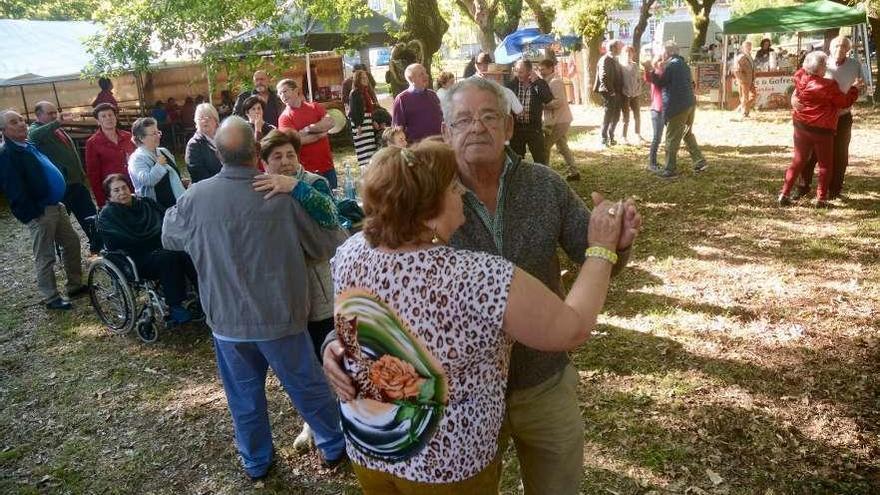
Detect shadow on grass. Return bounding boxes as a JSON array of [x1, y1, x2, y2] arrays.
[[574, 325, 880, 428], [573, 325, 880, 492]]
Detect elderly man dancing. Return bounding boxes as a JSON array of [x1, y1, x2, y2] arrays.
[[162, 116, 348, 480], [323, 77, 642, 494]]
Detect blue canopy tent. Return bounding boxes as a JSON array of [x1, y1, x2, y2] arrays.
[[494, 28, 583, 64]]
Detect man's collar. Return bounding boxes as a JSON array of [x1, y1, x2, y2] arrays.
[[218, 164, 259, 178], [410, 86, 426, 94], [9, 139, 28, 148]]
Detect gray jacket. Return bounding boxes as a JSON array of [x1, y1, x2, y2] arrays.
[[162, 164, 347, 341]]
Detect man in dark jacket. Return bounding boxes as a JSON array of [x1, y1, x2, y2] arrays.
[[0, 110, 85, 310], [29, 101, 101, 254], [506, 59, 554, 165], [645, 41, 707, 178], [232, 70, 284, 128], [593, 40, 624, 146]]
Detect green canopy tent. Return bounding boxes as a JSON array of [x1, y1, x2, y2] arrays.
[[720, 0, 872, 106], [723, 0, 867, 35]]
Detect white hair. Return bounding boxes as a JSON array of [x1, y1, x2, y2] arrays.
[[830, 35, 851, 51], [440, 77, 511, 123], [193, 102, 219, 124], [803, 50, 827, 75], [404, 63, 424, 84], [214, 115, 255, 165], [0, 109, 12, 130], [664, 40, 680, 56]]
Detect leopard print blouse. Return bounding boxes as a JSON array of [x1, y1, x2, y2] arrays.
[[331, 233, 514, 483]]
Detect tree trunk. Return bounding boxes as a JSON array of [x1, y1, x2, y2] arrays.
[[631, 0, 656, 64], [870, 15, 880, 102], [404, 0, 450, 76], [524, 0, 554, 34], [456, 0, 499, 52], [686, 0, 715, 56], [585, 34, 603, 106]]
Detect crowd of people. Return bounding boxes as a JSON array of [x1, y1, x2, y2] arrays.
[[0, 33, 867, 493]]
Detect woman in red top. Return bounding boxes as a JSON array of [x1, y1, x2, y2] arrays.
[[778, 51, 858, 208], [85, 103, 136, 207]]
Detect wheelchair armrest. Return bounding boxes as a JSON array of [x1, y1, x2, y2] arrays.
[[100, 249, 142, 283]]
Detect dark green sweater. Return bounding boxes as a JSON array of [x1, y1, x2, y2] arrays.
[[28, 121, 86, 186]]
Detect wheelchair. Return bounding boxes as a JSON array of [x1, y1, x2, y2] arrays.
[[87, 250, 200, 343]]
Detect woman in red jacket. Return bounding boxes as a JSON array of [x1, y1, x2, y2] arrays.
[[779, 51, 858, 208], [85, 103, 136, 207]]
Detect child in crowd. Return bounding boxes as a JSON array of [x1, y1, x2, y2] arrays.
[[381, 126, 407, 148]]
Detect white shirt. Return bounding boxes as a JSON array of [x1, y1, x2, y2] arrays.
[[826, 57, 864, 114], [470, 74, 524, 114]]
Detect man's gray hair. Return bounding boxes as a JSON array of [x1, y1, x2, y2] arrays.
[[829, 35, 851, 51], [194, 102, 219, 124], [404, 63, 423, 84], [604, 39, 622, 51], [0, 109, 12, 130], [214, 115, 255, 165], [440, 77, 511, 123], [803, 50, 828, 76], [664, 40, 680, 56], [34, 101, 53, 116]]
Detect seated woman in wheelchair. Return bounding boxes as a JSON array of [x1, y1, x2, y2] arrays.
[[95, 173, 198, 325]]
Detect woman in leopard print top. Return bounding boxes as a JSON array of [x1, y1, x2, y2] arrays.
[[330, 139, 625, 494]]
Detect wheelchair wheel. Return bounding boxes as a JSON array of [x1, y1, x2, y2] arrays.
[[136, 319, 159, 343], [88, 259, 136, 335]]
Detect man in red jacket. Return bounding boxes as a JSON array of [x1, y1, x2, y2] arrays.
[[778, 51, 859, 208]]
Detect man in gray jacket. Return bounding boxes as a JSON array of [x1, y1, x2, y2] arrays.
[[162, 116, 347, 480]]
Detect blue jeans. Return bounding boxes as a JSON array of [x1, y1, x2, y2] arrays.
[[214, 332, 345, 477], [649, 110, 664, 168], [319, 168, 338, 190]]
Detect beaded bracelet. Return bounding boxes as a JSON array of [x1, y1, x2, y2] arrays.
[[585, 246, 618, 265]]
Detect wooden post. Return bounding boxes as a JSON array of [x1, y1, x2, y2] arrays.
[[720, 35, 728, 109], [19, 86, 29, 121]]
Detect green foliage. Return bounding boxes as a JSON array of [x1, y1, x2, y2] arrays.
[[563, 0, 628, 40], [83, 0, 368, 78], [0, 0, 98, 20], [729, 0, 795, 16]]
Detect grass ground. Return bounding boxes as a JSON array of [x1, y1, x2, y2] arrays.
[[1, 105, 878, 494]]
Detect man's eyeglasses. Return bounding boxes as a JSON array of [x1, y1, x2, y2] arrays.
[[448, 112, 504, 132]]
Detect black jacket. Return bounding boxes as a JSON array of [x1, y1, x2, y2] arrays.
[[185, 132, 222, 183], [0, 142, 53, 224], [232, 90, 284, 128], [347, 88, 379, 127], [593, 54, 622, 95], [505, 78, 554, 129]]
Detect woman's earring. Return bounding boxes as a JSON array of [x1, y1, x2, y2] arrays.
[[431, 225, 442, 245]]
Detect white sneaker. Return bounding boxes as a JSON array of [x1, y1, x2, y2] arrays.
[[293, 423, 314, 452]]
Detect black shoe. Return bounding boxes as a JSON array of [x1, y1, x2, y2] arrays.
[[693, 161, 708, 173], [600, 138, 608, 147], [609, 139, 618, 146], [67, 285, 89, 299], [777, 194, 792, 207], [566, 171, 581, 182], [790, 187, 809, 201], [815, 200, 831, 209], [46, 298, 73, 310], [320, 451, 349, 470]]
